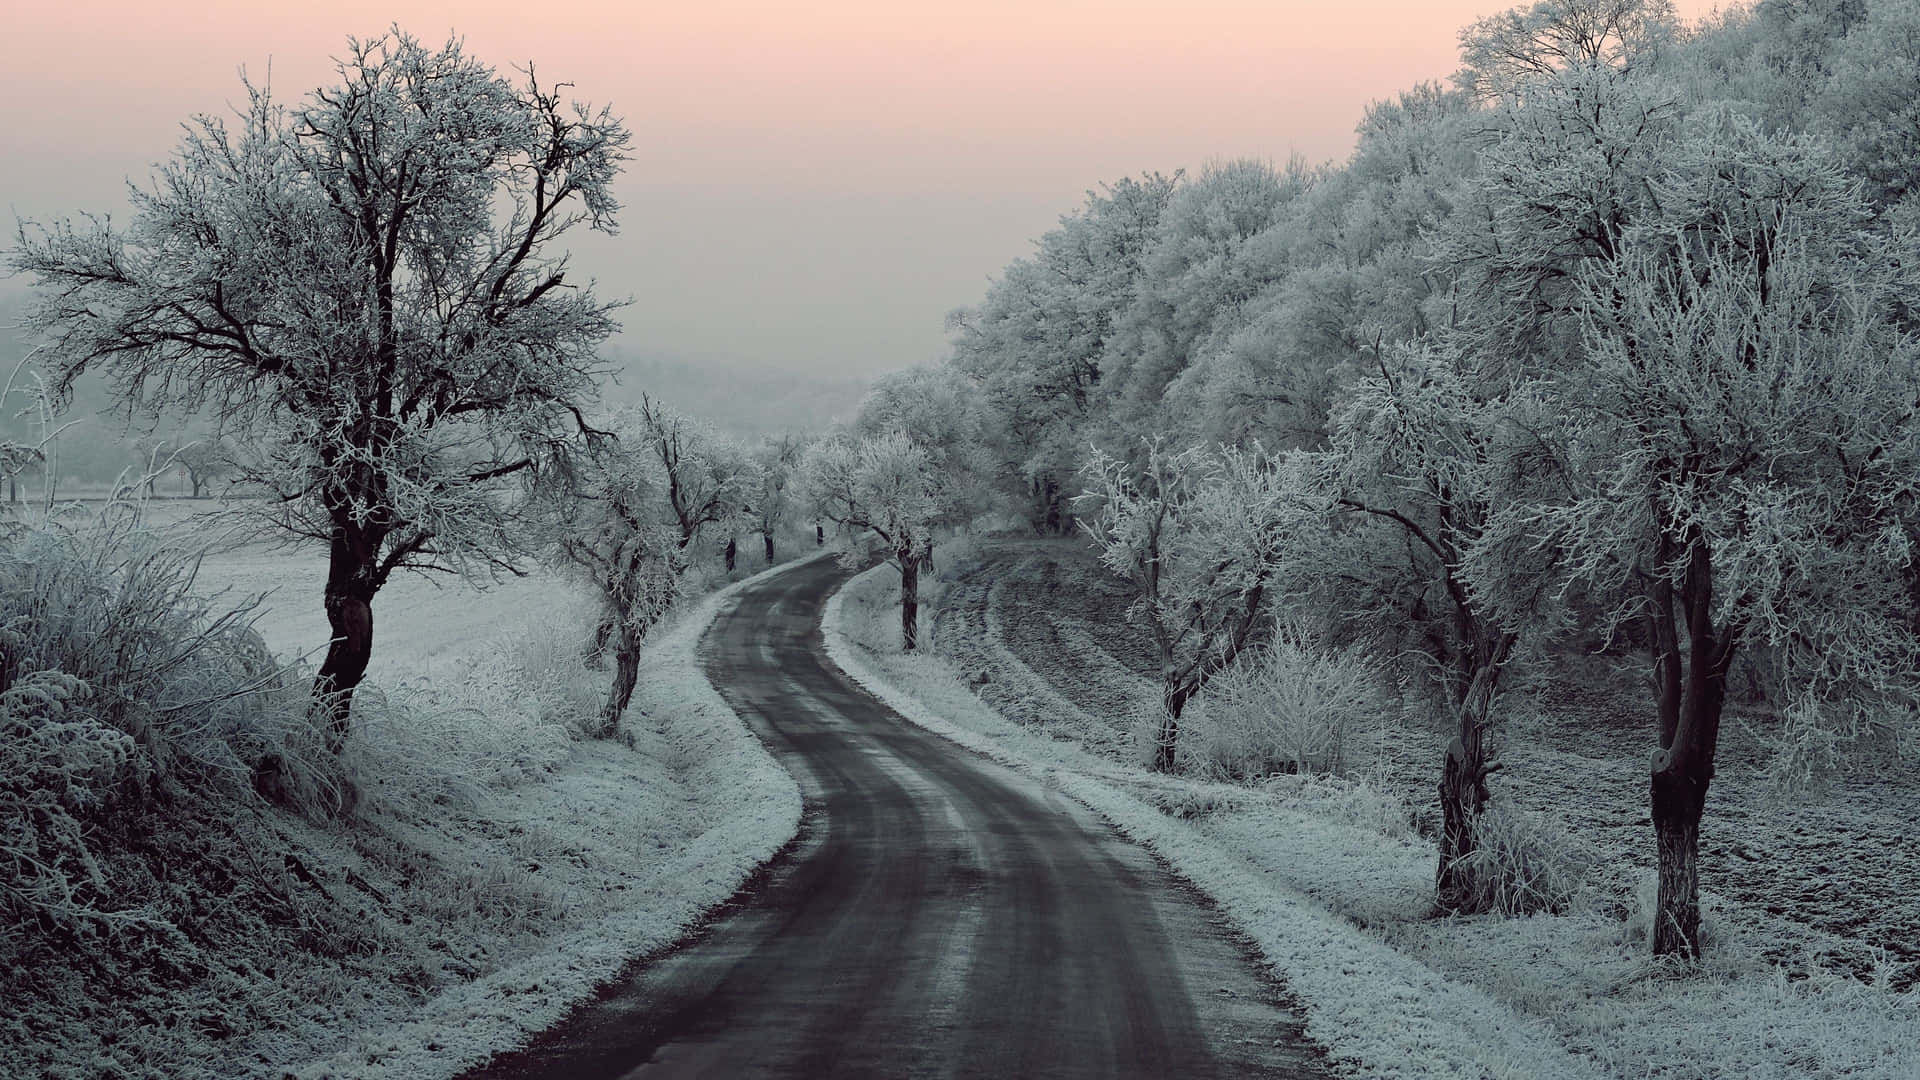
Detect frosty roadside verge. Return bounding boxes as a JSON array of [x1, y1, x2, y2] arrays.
[[293, 556, 814, 1080]]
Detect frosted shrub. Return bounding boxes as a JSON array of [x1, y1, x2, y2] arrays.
[[0, 510, 328, 946], [1449, 802, 1595, 916], [1179, 626, 1382, 780]]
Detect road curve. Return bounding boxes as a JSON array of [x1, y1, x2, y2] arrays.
[[465, 557, 1328, 1079]]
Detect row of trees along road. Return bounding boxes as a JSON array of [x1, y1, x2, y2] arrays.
[[941, 0, 1920, 959], [7, 30, 814, 749]]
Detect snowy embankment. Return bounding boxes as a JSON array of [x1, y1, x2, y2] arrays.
[[2, 506, 810, 1080], [294, 556, 810, 1078], [941, 539, 1920, 1080], [822, 564, 1598, 1080]]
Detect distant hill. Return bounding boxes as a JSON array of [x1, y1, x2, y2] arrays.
[[602, 347, 874, 439]]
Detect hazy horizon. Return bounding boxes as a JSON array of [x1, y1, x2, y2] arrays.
[[2, 1, 1723, 381]]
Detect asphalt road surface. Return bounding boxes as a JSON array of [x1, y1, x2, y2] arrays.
[[465, 557, 1328, 1079]]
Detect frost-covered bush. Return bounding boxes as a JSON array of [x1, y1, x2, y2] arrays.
[[0, 509, 328, 950], [1178, 626, 1383, 780], [1447, 802, 1596, 917]]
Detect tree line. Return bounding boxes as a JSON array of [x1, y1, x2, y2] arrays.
[[935, 0, 1920, 962]]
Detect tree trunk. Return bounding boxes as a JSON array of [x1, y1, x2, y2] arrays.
[[314, 526, 378, 748], [1647, 534, 1732, 959], [601, 623, 643, 737], [763, 530, 776, 564], [1153, 681, 1193, 773], [1650, 659, 1727, 958], [900, 554, 920, 652], [1434, 641, 1510, 912], [1043, 475, 1063, 534], [1650, 758, 1709, 957], [1436, 733, 1490, 910]]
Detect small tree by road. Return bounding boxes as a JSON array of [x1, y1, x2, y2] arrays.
[[634, 395, 749, 552], [1079, 440, 1305, 772], [800, 431, 941, 651], [548, 410, 685, 736], [750, 433, 804, 564]]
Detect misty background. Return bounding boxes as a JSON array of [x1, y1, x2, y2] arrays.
[[0, 0, 1717, 489]]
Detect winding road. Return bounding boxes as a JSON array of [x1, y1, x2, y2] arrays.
[[465, 557, 1327, 1079]]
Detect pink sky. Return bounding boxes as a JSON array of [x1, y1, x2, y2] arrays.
[[1, 0, 1726, 378]]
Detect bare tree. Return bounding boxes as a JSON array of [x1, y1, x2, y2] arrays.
[[750, 433, 805, 565], [10, 30, 629, 743], [800, 431, 941, 651], [1079, 440, 1306, 772], [634, 395, 748, 551], [548, 411, 685, 736]]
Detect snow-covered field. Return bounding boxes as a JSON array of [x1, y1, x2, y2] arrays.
[[831, 540, 1920, 1079], [7, 500, 804, 1079]]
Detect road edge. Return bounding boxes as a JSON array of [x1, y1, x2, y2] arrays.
[[821, 563, 1602, 1080], [297, 555, 818, 1080]]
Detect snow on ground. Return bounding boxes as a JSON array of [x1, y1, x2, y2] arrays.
[[838, 541, 1920, 1079], [290, 552, 809, 1079], [7, 499, 806, 1079]]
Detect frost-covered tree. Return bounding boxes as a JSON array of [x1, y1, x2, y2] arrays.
[[749, 433, 804, 564], [854, 365, 991, 522], [130, 434, 233, 498], [1455, 0, 1679, 101], [1468, 115, 1920, 957], [0, 442, 40, 507], [1315, 343, 1563, 909], [1815, 0, 1920, 208], [1433, 59, 1679, 372], [948, 173, 1179, 529], [633, 395, 749, 552], [1101, 159, 1316, 439], [1079, 441, 1307, 772], [9, 30, 629, 742], [548, 409, 685, 737], [800, 431, 941, 651]]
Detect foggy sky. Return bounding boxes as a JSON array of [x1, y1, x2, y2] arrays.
[[2, 1, 1720, 379]]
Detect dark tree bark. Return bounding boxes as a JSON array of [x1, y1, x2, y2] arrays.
[[1646, 537, 1733, 958], [1154, 681, 1196, 773], [763, 530, 776, 564], [602, 624, 644, 737], [724, 537, 737, 572], [314, 523, 380, 747], [900, 552, 921, 651], [1434, 630, 1515, 911], [1436, 730, 1490, 907]]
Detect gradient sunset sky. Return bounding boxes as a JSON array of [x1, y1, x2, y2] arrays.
[[2, 1, 1723, 377]]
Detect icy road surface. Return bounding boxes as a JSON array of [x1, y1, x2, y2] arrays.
[[465, 557, 1327, 1079]]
